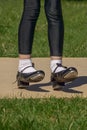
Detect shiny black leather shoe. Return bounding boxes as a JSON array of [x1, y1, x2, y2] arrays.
[[51, 64, 78, 90], [16, 65, 45, 88]]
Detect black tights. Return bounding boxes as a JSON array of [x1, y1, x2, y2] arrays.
[[18, 0, 64, 56]]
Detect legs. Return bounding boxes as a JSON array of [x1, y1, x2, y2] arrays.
[[45, 0, 64, 73], [17, 0, 45, 88], [18, 0, 40, 55], [45, 0, 64, 57], [19, 0, 64, 58], [18, 0, 40, 71], [17, 0, 78, 89], [45, 0, 78, 89], [44, 0, 65, 73]]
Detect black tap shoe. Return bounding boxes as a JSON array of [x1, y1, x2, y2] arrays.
[[51, 64, 78, 90], [16, 65, 45, 88]]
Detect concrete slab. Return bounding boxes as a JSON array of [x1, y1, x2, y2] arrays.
[[0, 58, 87, 98]]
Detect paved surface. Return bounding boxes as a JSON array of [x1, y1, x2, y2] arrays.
[[0, 58, 87, 98]]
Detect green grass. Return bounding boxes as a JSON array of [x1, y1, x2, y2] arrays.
[[0, 97, 87, 130], [63, 0, 87, 57], [0, 0, 87, 57], [0, 0, 22, 57], [0, 1, 87, 129]]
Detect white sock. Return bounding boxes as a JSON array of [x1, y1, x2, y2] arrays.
[[18, 59, 36, 73], [50, 60, 66, 73]]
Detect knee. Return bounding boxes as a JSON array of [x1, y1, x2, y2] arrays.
[[29, 6, 40, 19], [24, 5, 40, 20], [45, 6, 63, 22]]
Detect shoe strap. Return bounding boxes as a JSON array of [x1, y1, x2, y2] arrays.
[[53, 63, 67, 73], [21, 63, 35, 73]]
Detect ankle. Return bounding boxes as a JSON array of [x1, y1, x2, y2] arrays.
[[18, 59, 36, 73], [50, 60, 66, 73], [19, 54, 31, 59]]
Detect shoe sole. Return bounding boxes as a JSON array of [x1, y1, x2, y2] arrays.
[[54, 70, 78, 83], [28, 73, 45, 82], [64, 70, 78, 82]]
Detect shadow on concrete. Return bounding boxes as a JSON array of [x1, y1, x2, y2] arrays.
[[25, 76, 87, 94], [62, 76, 87, 94], [26, 82, 51, 92]]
